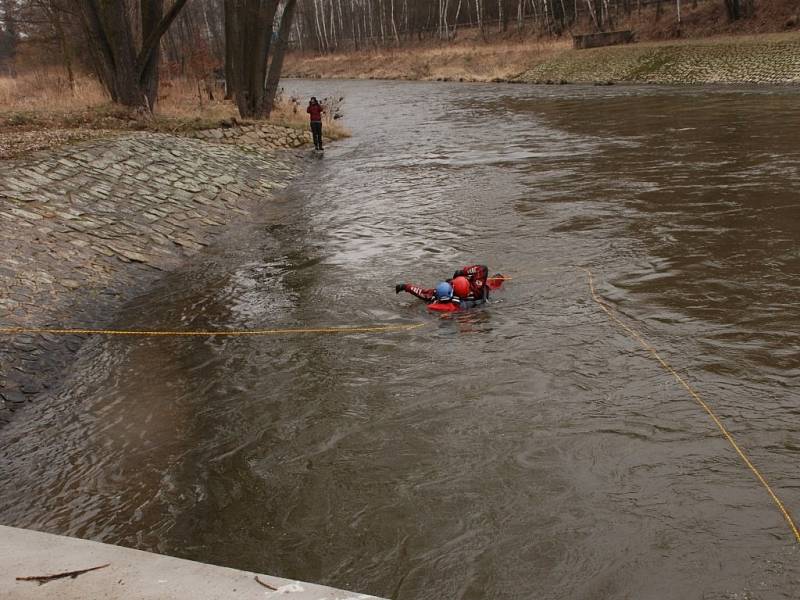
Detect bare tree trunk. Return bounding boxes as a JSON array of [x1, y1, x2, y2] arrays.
[[75, 0, 140, 105], [601, 0, 612, 29], [352, 7, 359, 49], [140, 0, 163, 109], [225, 0, 244, 99], [336, 0, 344, 38], [1, 0, 18, 77], [497, 0, 504, 31], [543, 0, 550, 33], [367, 0, 373, 42], [319, 0, 330, 50], [264, 0, 297, 116], [584, 0, 599, 29], [328, 0, 337, 49], [475, 0, 484, 37], [390, 0, 400, 45], [73, 0, 188, 108], [43, 1, 75, 93], [295, 12, 303, 51], [202, 0, 224, 62], [378, 0, 385, 44], [313, 0, 326, 51], [245, 0, 279, 117], [450, 0, 462, 38]]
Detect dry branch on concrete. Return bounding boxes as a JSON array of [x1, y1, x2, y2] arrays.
[[16, 563, 110, 585], [254, 575, 278, 590]]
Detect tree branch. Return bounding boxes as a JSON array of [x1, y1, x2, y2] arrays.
[[16, 563, 110, 585], [135, 0, 191, 79], [254, 575, 277, 590]]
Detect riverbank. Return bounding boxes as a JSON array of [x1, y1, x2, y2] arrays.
[[284, 30, 800, 85], [0, 73, 351, 159], [0, 131, 307, 425]]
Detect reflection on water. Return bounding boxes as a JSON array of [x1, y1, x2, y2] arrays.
[[1, 81, 799, 599]]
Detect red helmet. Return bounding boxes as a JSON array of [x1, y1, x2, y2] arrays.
[[452, 276, 471, 298]]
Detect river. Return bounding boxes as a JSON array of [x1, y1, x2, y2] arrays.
[[1, 81, 799, 599]]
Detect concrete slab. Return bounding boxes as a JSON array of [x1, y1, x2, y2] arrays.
[[0, 526, 385, 600]]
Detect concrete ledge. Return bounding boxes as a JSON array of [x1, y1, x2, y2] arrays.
[[0, 526, 385, 600]]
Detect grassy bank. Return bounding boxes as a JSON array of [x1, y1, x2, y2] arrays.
[[284, 30, 800, 85], [285, 38, 568, 82], [0, 71, 349, 158], [285, 40, 569, 81]]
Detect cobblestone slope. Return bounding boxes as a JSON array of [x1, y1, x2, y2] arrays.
[[517, 35, 800, 84], [0, 133, 303, 423]]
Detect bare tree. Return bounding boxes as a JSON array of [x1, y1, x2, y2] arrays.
[[0, 0, 19, 76], [71, 0, 190, 108], [264, 0, 297, 116], [226, 0, 302, 119], [38, 0, 75, 90]]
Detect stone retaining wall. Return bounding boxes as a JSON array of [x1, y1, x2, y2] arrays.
[[572, 30, 635, 50], [188, 122, 314, 150], [0, 133, 303, 424], [0, 121, 315, 161]]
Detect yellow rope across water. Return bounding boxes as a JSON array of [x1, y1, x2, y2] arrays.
[[0, 323, 426, 337], [576, 266, 800, 543]]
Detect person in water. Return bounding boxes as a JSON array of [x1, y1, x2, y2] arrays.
[[396, 280, 461, 306], [395, 264, 493, 307], [307, 97, 324, 151], [452, 264, 491, 301]]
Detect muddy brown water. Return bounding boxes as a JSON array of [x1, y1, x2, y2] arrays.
[[1, 81, 799, 599]]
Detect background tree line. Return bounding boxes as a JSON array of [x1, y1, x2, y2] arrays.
[[0, 0, 769, 107], [291, 0, 761, 52], [0, 0, 298, 118]]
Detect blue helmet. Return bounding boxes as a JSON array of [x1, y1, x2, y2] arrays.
[[434, 281, 453, 300]]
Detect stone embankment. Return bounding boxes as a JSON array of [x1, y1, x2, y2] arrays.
[[189, 122, 312, 149], [0, 127, 309, 425], [0, 121, 314, 160], [516, 34, 800, 84]]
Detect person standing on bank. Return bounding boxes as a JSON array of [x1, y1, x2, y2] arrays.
[[307, 97, 324, 151]]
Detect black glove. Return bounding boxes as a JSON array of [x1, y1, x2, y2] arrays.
[[395, 283, 405, 294], [453, 269, 465, 279]]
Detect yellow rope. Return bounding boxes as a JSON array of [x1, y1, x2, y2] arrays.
[[577, 266, 800, 543], [0, 323, 426, 337], [2, 269, 796, 541]]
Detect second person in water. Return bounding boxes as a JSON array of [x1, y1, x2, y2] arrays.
[[395, 264, 495, 309]]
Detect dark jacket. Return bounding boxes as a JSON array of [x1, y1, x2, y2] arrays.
[[307, 104, 323, 122]]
